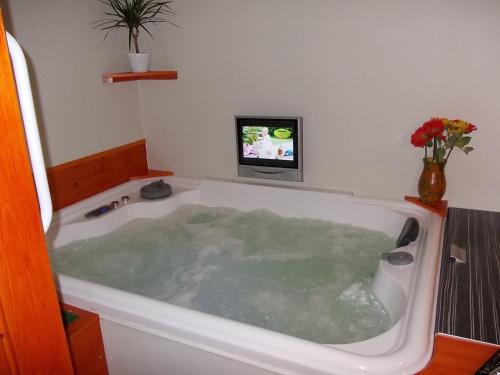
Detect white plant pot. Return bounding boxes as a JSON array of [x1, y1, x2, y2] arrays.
[[127, 53, 151, 73]]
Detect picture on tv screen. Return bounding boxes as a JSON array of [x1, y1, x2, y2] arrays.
[[241, 126, 294, 161]]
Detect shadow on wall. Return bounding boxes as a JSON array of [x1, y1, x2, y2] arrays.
[[0, 0, 13, 31], [1, 0, 53, 166]]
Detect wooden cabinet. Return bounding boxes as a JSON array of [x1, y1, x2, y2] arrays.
[[62, 304, 108, 375]]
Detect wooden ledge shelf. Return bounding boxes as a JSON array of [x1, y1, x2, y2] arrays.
[[405, 196, 448, 218], [102, 70, 178, 84]]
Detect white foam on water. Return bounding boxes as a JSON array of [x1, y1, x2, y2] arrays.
[[51, 204, 396, 344]]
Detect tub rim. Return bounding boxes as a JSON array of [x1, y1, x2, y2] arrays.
[[50, 177, 445, 375]]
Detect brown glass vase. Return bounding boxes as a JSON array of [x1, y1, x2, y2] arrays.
[[418, 158, 446, 206]]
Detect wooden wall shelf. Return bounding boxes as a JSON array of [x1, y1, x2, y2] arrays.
[[102, 70, 178, 84]]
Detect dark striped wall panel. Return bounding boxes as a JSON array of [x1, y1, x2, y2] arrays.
[[436, 207, 500, 345]]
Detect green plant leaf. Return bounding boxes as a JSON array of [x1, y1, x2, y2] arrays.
[[461, 146, 474, 154], [139, 24, 155, 39], [93, 0, 177, 51], [455, 136, 471, 148]]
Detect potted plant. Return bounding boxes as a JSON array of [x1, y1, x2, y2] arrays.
[[410, 117, 477, 205], [94, 0, 176, 73]]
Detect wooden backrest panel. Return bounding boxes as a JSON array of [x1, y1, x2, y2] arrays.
[[47, 140, 149, 210]]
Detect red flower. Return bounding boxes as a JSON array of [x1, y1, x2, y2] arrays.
[[422, 118, 445, 138], [410, 118, 446, 147], [411, 127, 430, 147], [465, 123, 477, 134]]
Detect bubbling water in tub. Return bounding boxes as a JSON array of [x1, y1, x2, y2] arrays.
[[51, 204, 395, 344]]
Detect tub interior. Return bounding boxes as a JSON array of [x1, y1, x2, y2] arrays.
[[51, 202, 404, 345]]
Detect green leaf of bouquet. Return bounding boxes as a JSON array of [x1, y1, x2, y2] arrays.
[[445, 134, 458, 148], [462, 146, 474, 154], [455, 136, 471, 148], [437, 148, 446, 162]]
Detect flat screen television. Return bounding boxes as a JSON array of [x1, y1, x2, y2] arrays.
[[235, 116, 303, 182]]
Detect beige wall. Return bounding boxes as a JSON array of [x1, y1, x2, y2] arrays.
[[4, 0, 144, 166], [4, 0, 500, 211], [139, 0, 500, 211]]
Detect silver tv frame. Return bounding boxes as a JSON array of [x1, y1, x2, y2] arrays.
[[235, 116, 303, 182]]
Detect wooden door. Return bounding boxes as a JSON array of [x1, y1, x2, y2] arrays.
[[0, 8, 73, 375]]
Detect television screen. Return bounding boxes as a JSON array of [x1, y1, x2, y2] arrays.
[[236, 117, 300, 169], [241, 126, 294, 161]]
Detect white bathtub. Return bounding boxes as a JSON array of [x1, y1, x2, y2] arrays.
[[47, 177, 444, 375]]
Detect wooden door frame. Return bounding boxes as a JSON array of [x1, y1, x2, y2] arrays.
[[0, 8, 73, 374]]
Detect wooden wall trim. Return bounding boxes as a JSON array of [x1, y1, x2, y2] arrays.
[[46, 140, 153, 210], [47, 140, 149, 210], [47, 140, 174, 210]]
